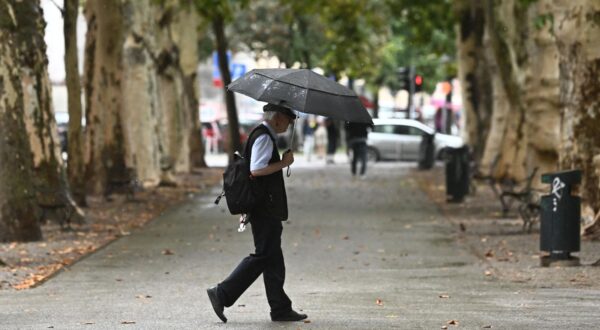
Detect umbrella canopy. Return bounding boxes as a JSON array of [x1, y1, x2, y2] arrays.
[[228, 69, 373, 124]]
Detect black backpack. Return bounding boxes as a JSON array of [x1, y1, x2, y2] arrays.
[[214, 126, 272, 215]]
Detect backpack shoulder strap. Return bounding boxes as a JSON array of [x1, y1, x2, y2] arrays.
[[243, 124, 276, 159]]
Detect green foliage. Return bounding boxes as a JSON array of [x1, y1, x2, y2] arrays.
[[193, 0, 247, 21], [230, 0, 326, 67], [533, 13, 553, 31], [517, 0, 539, 9], [362, 0, 456, 94], [176, 0, 456, 94], [317, 0, 390, 78]]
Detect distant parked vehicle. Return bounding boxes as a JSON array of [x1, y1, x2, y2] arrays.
[[55, 112, 69, 158], [367, 118, 464, 162]]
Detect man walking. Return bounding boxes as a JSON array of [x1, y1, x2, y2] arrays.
[[346, 121, 371, 178], [207, 104, 308, 323]]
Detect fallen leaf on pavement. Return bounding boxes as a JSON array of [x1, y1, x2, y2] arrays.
[[484, 270, 492, 276], [376, 299, 384, 306], [162, 249, 174, 255], [304, 320, 311, 323], [485, 250, 494, 258], [483, 325, 493, 328], [342, 235, 349, 240], [447, 319, 459, 325], [439, 294, 450, 299], [441, 326, 448, 329], [121, 321, 136, 324]]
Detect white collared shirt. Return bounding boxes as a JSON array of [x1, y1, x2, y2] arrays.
[[250, 121, 277, 172]]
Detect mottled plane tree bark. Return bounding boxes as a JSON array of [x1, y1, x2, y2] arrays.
[[155, 1, 205, 178], [0, 1, 42, 241], [553, 0, 600, 238], [63, 0, 87, 206], [454, 0, 493, 163], [480, 0, 529, 183], [522, 0, 561, 190], [120, 0, 163, 187], [13, 0, 77, 226], [83, 0, 128, 194]]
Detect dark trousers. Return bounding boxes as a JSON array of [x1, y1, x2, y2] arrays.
[[216, 216, 292, 317], [351, 141, 367, 175]]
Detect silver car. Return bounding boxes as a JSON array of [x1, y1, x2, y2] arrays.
[[367, 118, 464, 161]]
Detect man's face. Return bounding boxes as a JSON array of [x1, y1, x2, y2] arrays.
[[275, 113, 293, 133]]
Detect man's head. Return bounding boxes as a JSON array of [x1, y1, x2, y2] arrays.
[[263, 104, 297, 133]]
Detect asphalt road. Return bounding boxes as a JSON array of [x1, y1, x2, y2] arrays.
[[2, 161, 599, 329]]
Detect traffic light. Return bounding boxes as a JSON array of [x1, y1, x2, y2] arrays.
[[397, 67, 410, 90], [414, 74, 423, 92]]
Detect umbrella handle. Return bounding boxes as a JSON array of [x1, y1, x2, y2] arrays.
[[285, 118, 297, 178]]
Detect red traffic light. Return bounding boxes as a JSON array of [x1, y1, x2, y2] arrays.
[[415, 75, 422, 86]]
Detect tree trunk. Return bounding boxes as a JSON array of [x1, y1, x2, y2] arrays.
[[64, 0, 87, 206], [184, 72, 206, 168], [213, 14, 241, 159], [455, 0, 493, 163], [176, 7, 205, 168], [0, 1, 42, 241], [156, 3, 205, 173], [120, 0, 162, 187], [480, 0, 528, 183], [155, 9, 183, 183], [372, 90, 379, 118], [553, 0, 600, 237], [15, 0, 76, 226], [523, 0, 561, 190], [83, 0, 127, 195]]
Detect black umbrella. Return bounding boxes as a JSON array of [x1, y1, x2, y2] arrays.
[[228, 68, 373, 124]]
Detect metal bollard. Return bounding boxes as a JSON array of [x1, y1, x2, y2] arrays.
[[418, 133, 435, 170], [445, 146, 470, 203], [539, 170, 581, 267]]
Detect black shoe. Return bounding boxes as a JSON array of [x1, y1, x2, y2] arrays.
[[206, 287, 227, 323], [271, 309, 308, 322]]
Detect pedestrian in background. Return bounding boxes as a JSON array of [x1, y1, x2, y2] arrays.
[[207, 103, 307, 324], [302, 117, 316, 162], [345, 121, 371, 178], [325, 117, 338, 164], [314, 118, 328, 160]]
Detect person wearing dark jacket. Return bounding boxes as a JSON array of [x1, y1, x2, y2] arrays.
[[346, 121, 371, 178], [325, 117, 338, 164], [207, 104, 307, 323]]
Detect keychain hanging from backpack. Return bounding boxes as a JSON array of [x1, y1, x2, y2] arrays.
[[238, 214, 248, 233]]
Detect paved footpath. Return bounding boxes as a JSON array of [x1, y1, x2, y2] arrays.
[[2, 161, 599, 329]]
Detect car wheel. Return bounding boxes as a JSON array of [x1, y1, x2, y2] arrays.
[[367, 147, 379, 163]]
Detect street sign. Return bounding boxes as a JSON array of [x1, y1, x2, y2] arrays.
[[212, 51, 246, 87]]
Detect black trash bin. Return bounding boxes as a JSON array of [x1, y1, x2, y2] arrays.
[[540, 169, 581, 267], [445, 146, 470, 203], [418, 133, 435, 170]]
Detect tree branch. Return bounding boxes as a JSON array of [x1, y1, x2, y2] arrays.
[[48, 0, 64, 16]]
